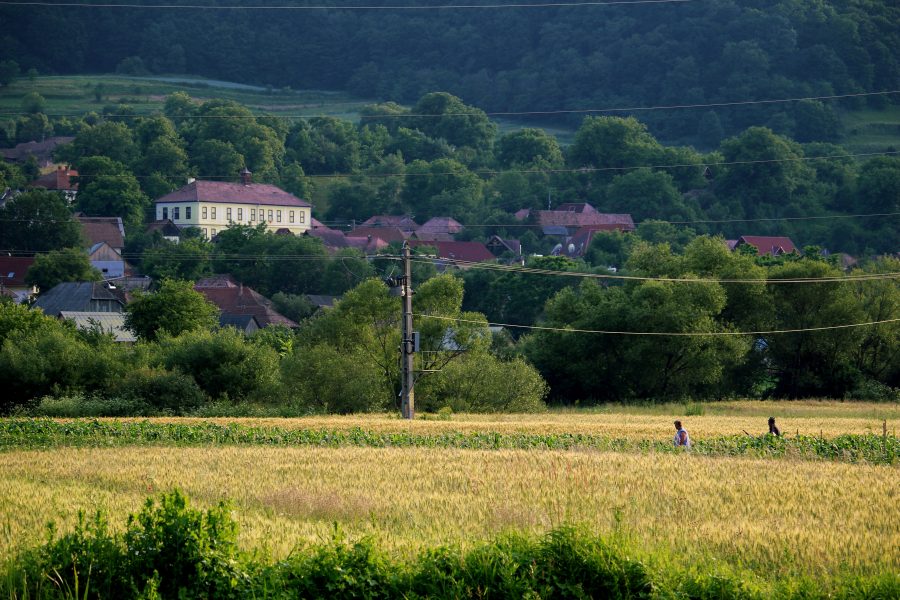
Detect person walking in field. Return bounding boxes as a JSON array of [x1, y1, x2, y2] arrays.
[[673, 420, 691, 448], [767, 417, 781, 437]]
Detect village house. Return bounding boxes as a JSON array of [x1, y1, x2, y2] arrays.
[[515, 203, 635, 236], [0, 256, 37, 303], [194, 274, 298, 329], [29, 165, 79, 203], [155, 170, 311, 240], [727, 236, 799, 257], [0, 137, 74, 168], [33, 281, 126, 314]]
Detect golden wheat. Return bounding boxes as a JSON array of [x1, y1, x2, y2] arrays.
[[1, 445, 897, 579]]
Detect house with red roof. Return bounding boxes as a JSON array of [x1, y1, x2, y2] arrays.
[[731, 236, 798, 257], [155, 170, 311, 239], [0, 256, 37, 303], [359, 215, 419, 233], [194, 274, 298, 329], [515, 203, 634, 236], [348, 226, 409, 245], [77, 215, 125, 253], [29, 165, 78, 203], [409, 240, 495, 266], [414, 217, 464, 241]]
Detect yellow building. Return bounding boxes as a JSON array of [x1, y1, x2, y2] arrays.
[[154, 171, 311, 239]]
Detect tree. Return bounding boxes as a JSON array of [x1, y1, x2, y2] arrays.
[[568, 117, 663, 184], [70, 121, 138, 165], [401, 158, 482, 220], [141, 238, 213, 281], [604, 168, 696, 222], [0, 60, 19, 86], [190, 139, 245, 180], [497, 128, 564, 168], [0, 189, 84, 253], [21, 92, 46, 115], [26, 248, 101, 292], [75, 157, 149, 230], [410, 92, 497, 165], [125, 279, 219, 341]]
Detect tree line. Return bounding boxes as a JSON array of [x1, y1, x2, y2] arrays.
[[2, 0, 898, 145]]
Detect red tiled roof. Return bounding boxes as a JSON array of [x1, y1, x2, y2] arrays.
[[0, 256, 35, 287], [30, 166, 78, 191], [77, 216, 125, 251], [0, 137, 74, 164], [417, 216, 464, 235], [345, 236, 389, 253], [514, 204, 634, 230], [349, 226, 409, 244], [360, 215, 419, 232], [307, 227, 351, 250], [409, 240, 495, 263], [737, 236, 798, 256], [194, 277, 298, 328], [155, 180, 310, 208]]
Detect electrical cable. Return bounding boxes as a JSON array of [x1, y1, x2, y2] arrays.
[[413, 312, 900, 336]]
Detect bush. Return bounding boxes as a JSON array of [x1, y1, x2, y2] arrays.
[[417, 353, 548, 413], [281, 343, 389, 413], [117, 368, 207, 414], [31, 394, 154, 418], [155, 328, 281, 402]]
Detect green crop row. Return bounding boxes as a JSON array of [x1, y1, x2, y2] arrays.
[[1, 419, 896, 464]]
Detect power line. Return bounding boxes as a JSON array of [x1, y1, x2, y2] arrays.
[[407, 256, 900, 284], [0, 0, 697, 11], [414, 312, 900, 336], [4, 90, 895, 121], [16, 149, 898, 182]]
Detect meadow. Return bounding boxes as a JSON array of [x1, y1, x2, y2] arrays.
[[1, 401, 898, 596]]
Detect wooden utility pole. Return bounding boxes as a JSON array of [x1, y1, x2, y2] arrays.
[[400, 242, 415, 419]]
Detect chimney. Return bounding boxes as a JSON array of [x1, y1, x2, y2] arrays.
[[240, 168, 252, 185]]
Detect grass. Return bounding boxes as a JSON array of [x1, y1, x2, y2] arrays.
[[839, 105, 900, 153], [0, 75, 375, 121], [0, 445, 896, 583]]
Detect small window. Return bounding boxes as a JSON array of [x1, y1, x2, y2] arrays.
[[276, 210, 282, 223], [173, 207, 180, 220], [211, 207, 217, 219], [237, 208, 243, 221], [251, 208, 256, 221], [202, 228, 207, 238], [268, 210, 273, 222], [211, 228, 217, 237], [185, 206, 192, 219], [162, 207, 168, 220], [226, 208, 232, 221], [202, 206, 208, 219], [299, 211, 306, 224], [289, 211, 295, 224]]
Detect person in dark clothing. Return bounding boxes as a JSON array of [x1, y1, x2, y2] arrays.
[[768, 417, 780, 437]]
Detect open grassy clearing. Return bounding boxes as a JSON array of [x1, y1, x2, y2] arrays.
[[840, 105, 900, 153], [1, 445, 897, 583], [0, 75, 373, 120]]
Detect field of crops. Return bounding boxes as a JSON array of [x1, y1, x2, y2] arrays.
[[1, 401, 898, 594]]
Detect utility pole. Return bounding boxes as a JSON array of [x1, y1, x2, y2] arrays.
[[400, 242, 415, 419]]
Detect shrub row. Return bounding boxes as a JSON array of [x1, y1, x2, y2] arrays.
[[1, 419, 896, 465], [4, 490, 897, 600]]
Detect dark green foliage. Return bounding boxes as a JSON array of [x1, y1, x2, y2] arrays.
[[125, 279, 219, 342], [25, 247, 101, 292], [0, 189, 84, 253], [118, 368, 207, 414]]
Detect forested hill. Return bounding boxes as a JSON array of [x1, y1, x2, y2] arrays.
[[3, 0, 898, 142]]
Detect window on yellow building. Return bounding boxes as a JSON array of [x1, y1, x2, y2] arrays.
[[185, 206, 192, 219], [299, 211, 306, 224], [276, 210, 282, 223], [237, 208, 243, 221], [251, 209, 256, 221], [289, 211, 295, 223], [226, 208, 232, 221], [173, 207, 180, 220], [268, 210, 273, 222], [162, 207, 168, 220], [211, 207, 217, 219], [202, 206, 208, 219]]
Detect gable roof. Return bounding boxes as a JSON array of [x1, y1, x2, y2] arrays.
[[349, 226, 409, 244], [33, 281, 125, 316], [77, 215, 125, 250], [155, 180, 311, 208], [58, 311, 136, 342], [737, 235, 798, 256], [417, 216, 464, 235], [306, 227, 351, 250], [30, 165, 78, 191], [194, 276, 298, 328], [409, 240, 495, 263], [0, 256, 36, 287], [146, 219, 182, 237], [515, 204, 635, 231], [0, 137, 74, 164], [360, 215, 419, 232], [486, 235, 522, 256]]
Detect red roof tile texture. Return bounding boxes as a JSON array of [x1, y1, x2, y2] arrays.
[[409, 240, 495, 263], [194, 275, 298, 328], [737, 236, 798, 256], [155, 180, 310, 208], [77, 216, 125, 251]]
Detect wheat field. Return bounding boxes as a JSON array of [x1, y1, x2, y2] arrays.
[[2, 443, 897, 580]]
